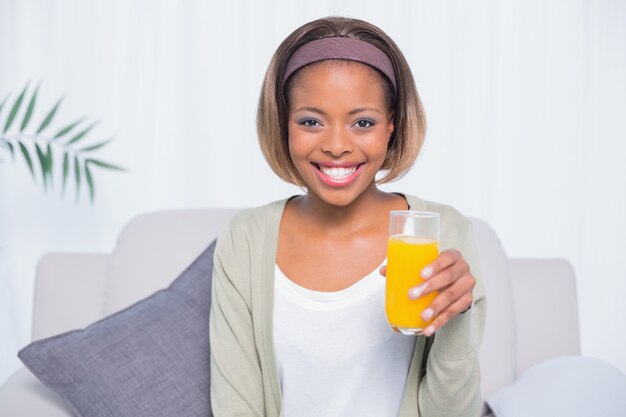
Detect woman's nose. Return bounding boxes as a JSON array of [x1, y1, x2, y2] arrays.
[[321, 126, 353, 157]]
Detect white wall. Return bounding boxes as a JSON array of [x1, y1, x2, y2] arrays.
[[1, 0, 625, 385]]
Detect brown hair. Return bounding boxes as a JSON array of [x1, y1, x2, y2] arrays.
[[257, 16, 426, 185]]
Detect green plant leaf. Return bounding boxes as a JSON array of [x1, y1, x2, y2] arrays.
[[0, 139, 14, 159], [62, 152, 70, 196], [85, 158, 126, 171], [53, 117, 85, 140], [37, 96, 63, 134], [74, 155, 81, 201], [85, 162, 95, 204], [79, 137, 113, 152], [66, 121, 98, 145], [0, 94, 9, 117], [8, 141, 15, 159], [4, 82, 29, 134], [20, 82, 39, 132], [45, 142, 53, 186], [35, 143, 48, 190], [18, 141, 35, 181]]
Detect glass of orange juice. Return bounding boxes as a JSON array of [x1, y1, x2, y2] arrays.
[[386, 211, 440, 335]]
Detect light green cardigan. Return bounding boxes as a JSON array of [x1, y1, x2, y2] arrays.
[[209, 194, 486, 417]]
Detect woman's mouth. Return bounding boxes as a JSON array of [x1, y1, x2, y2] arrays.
[[319, 165, 358, 180], [311, 163, 365, 187]]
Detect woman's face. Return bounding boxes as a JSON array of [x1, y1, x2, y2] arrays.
[[287, 61, 395, 207]]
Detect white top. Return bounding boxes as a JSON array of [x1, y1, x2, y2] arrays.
[[273, 262, 416, 417]]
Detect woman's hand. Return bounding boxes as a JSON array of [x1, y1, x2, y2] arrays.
[[379, 249, 476, 337]]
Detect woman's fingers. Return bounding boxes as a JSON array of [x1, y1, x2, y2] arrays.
[[420, 249, 461, 280], [408, 254, 467, 299], [384, 249, 461, 284], [422, 290, 474, 336], [421, 272, 475, 319]]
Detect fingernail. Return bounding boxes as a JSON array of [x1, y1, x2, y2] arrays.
[[421, 308, 433, 321], [408, 285, 424, 299], [424, 325, 436, 336], [421, 266, 433, 279]]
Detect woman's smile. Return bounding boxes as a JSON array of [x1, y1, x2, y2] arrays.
[[311, 161, 366, 187]]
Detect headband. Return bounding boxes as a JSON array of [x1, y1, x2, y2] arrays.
[[282, 37, 397, 91]]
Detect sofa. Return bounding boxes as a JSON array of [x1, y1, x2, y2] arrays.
[[0, 207, 605, 416]]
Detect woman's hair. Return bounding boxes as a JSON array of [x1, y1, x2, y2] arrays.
[[257, 16, 426, 185]]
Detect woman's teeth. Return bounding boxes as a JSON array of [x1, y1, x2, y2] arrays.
[[318, 165, 358, 180]]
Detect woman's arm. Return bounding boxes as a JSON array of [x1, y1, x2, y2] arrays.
[[417, 223, 487, 417], [209, 226, 265, 416]]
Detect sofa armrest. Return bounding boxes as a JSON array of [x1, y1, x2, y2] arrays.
[[0, 367, 73, 417], [509, 259, 581, 374], [33, 253, 109, 341]]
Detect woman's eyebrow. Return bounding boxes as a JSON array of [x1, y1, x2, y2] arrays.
[[348, 107, 382, 115], [294, 106, 326, 115], [293, 106, 382, 115]]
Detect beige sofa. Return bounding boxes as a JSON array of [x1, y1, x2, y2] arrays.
[[0, 208, 582, 416]]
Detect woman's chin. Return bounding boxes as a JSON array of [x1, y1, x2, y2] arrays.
[[305, 183, 379, 208]]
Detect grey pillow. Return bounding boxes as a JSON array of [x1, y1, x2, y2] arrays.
[[18, 240, 216, 417]]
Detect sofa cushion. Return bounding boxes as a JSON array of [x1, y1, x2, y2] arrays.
[[0, 367, 75, 417], [17, 240, 216, 417], [487, 356, 626, 417]]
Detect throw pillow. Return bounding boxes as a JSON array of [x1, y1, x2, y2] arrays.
[[487, 355, 626, 417], [18, 240, 216, 417]]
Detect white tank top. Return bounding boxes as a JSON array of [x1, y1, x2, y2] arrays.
[[273, 262, 416, 417]]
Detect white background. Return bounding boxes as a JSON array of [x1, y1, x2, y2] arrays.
[[1, 0, 625, 385]]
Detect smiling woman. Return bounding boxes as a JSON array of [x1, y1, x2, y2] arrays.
[[257, 20, 425, 188], [210, 16, 485, 417]]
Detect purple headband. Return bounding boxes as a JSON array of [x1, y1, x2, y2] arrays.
[[282, 37, 397, 91]]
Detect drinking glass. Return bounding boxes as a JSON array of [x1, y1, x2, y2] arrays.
[[386, 211, 440, 335]]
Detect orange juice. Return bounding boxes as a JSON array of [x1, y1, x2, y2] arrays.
[[386, 235, 439, 333]]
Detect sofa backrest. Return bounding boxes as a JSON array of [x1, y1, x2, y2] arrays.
[[105, 208, 237, 315], [471, 219, 517, 399], [33, 209, 524, 400], [509, 258, 581, 374]]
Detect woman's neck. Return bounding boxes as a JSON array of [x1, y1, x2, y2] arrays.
[[290, 186, 406, 236]]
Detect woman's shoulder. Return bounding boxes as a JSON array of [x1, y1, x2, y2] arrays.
[[215, 196, 290, 247], [212, 198, 289, 271], [226, 197, 289, 231]]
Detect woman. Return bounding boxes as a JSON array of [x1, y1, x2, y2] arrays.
[[210, 16, 485, 417]]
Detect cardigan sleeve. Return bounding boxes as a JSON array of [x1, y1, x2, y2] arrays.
[[209, 222, 265, 417], [417, 221, 486, 417]]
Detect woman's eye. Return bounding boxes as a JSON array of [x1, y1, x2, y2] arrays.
[[354, 119, 376, 129], [299, 119, 321, 128]]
